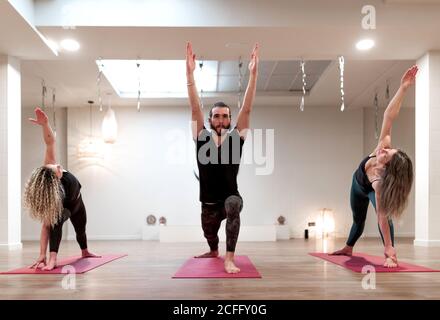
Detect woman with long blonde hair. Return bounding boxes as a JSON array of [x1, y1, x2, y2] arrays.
[[331, 66, 417, 268], [24, 107, 99, 271]]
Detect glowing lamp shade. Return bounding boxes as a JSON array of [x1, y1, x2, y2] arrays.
[[102, 107, 118, 143], [315, 208, 335, 238], [77, 137, 104, 160]]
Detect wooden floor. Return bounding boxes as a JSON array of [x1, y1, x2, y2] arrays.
[[1, 238, 439, 300]]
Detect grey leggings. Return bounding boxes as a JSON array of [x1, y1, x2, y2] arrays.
[[201, 195, 243, 252]]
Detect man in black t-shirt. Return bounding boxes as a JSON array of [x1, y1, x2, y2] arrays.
[[186, 42, 259, 274]]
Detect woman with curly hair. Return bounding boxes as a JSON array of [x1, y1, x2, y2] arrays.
[[24, 107, 99, 271]]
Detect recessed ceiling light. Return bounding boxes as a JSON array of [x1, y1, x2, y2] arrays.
[[356, 39, 375, 51], [60, 39, 80, 51]]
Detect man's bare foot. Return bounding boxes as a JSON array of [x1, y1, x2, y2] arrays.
[[330, 245, 353, 256], [81, 249, 101, 258], [194, 250, 219, 258], [224, 259, 240, 274], [224, 251, 240, 274]]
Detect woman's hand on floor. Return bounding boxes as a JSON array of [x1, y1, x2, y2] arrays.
[[29, 254, 46, 269]]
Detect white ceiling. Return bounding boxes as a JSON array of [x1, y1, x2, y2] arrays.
[[0, 1, 56, 59], [1, 0, 428, 109], [29, 0, 440, 61], [34, 25, 440, 61]]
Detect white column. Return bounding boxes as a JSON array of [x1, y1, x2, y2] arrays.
[[414, 51, 440, 247], [0, 55, 22, 250]]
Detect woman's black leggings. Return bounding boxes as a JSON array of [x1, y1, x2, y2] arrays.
[[49, 195, 88, 253], [346, 173, 394, 247], [201, 195, 243, 253]]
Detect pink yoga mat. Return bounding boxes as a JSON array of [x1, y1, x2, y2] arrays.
[[310, 252, 440, 273], [173, 255, 261, 278], [1, 254, 127, 275]]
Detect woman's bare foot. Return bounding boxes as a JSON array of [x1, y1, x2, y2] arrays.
[[224, 251, 240, 274], [42, 252, 57, 271], [383, 257, 398, 268], [194, 250, 219, 258], [42, 258, 57, 271], [330, 245, 353, 256], [81, 249, 101, 258]]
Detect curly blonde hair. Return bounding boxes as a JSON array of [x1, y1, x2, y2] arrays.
[[24, 166, 65, 227]]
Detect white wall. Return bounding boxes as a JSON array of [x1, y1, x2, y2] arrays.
[[65, 104, 363, 240], [414, 52, 440, 247], [20, 103, 416, 241], [362, 107, 415, 237], [21, 106, 68, 240]]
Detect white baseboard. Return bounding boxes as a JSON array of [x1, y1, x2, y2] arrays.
[[276, 225, 290, 240], [22, 235, 141, 241], [21, 236, 40, 241], [0, 242, 23, 250], [159, 225, 277, 242], [413, 239, 440, 247], [66, 235, 141, 240], [142, 225, 160, 240], [362, 232, 414, 237], [288, 232, 415, 239]]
